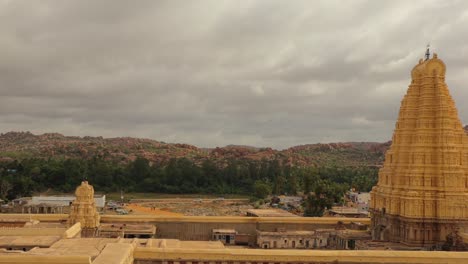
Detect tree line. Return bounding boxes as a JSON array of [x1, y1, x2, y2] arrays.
[[0, 157, 378, 204]]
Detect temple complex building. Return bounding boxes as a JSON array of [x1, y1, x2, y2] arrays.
[[370, 53, 468, 247], [256, 228, 330, 249]]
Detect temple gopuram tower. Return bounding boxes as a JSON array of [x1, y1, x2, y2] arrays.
[[370, 52, 468, 247], [68, 181, 100, 235]]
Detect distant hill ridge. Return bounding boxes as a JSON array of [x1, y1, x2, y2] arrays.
[[0, 126, 467, 167]]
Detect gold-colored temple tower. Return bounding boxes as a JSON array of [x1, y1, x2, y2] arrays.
[[370, 52, 468, 247], [68, 181, 100, 230]]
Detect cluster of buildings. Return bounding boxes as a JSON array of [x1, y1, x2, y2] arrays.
[[0, 183, 376, 263], [327, 191, 371, 218], [0, 53, 467, 263]]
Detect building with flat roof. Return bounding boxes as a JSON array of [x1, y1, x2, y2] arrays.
[[256, 229, 330, 249], [31, 194, 106, 207], [329, 207, 369, 218], [333, 230, 372, 250], [212, 229, 236, 245], [98, 223, 156, 239]]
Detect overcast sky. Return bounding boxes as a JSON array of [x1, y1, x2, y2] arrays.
[[1, 0, 468, 149]]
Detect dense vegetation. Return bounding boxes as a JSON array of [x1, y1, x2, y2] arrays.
[[0, 156, 378, 206]]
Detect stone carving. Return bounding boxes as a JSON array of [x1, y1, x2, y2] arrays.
[[370, 55, 468, 247], [68, 181, 100, 228]]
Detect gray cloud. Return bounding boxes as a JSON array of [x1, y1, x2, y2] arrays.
[[1, 0, 468, 149]]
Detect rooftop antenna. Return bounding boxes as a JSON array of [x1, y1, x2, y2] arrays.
[[425, 43, 431, 60]]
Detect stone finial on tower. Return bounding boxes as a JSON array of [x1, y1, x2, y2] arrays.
[[425, 44, 430, 60]]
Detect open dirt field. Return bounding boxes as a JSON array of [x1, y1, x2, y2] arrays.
[[124, 198, 255, 216], [124, 203, 183, 216]]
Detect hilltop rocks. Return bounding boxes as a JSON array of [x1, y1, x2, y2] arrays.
[[0, 131, 388, 167], [5, 129, 468, 167]]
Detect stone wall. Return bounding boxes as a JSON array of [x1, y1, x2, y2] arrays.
[[63, 223, 82, 238], [133, 247, 468, 264], [0, 255, 91, 264], [0, 227, 67, 236], [99, 215, 369, 243], [92, 242, 135, 264]]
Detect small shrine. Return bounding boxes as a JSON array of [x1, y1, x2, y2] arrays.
[[68, 181, 100, 229]]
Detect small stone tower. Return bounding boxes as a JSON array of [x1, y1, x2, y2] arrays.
[[68, 181, 100, 230]]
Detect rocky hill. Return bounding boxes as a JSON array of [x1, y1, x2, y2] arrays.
[[0, 127, 466, 167]]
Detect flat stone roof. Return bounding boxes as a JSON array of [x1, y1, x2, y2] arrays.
[[0, 219, 28, 223], [92, 242, 134, 264], [99, 223, 156, 233], [32, 222, 67, 228], [0, 213, 372, 225], [212, 229, 236, 233], [134, 246, 468, 263], [336, 230, 372, 239], [0, 236, 466, 264], [148, 239, 225, 249], [0, 235, 61, 248], [246, 209, 297, 217], [257, 230, 317, 236], [356, 240, 423, 250], [329, 207, 368, 215], [28, 238, 121, 258]]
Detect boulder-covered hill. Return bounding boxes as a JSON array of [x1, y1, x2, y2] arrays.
[[0, 127, 466, 167]]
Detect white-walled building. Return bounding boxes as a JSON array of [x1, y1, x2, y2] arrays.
[[31, 194, 106, 208]]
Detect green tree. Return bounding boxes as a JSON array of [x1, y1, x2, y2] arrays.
[[254, 181, 271, 199], [0, 179, 12, 200], [303, 193, 323, 216], [286, 168, 298, 195], [129, 157, 151, 182]]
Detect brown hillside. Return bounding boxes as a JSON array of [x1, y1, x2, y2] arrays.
[[1, 128, 466, 167]]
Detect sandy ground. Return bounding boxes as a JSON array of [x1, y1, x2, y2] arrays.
[[123, 199, 255, 216], [124, 203, 183, 216]]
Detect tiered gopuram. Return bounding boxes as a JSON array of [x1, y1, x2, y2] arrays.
[[370, 53, 468, 247], [68, 181, 100, 229]]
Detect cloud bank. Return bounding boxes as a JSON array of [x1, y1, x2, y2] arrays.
[[1, 0, 468, 149]]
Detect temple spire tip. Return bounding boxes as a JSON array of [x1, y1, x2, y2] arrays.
[[425, 43, 430, 60]]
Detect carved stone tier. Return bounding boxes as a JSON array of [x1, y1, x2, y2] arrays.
[[370, 54, 468, 247], [68, 181, 100, 229]]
